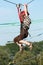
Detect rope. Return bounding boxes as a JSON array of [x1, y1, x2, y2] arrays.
[[4, 0, 24, 6], [27, 0, 34, 5], [4, 0, 17, 6], [4, 0, 34, 6]]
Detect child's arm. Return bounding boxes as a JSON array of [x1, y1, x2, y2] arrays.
[[24, 4, 29, 16], [16, 4, 21, 18]]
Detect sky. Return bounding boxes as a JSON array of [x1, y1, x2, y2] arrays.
[[0, 0, 43, 45], [0, 0, 43, 23]]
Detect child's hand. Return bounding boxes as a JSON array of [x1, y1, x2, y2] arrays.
[[16, 4, 21, 8]]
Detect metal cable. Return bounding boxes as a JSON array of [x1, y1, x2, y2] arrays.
[[4, 0, 24, 6], [4, 0, 17, 5], [27, 0, 34, 5], [4, 0, 34, 6]]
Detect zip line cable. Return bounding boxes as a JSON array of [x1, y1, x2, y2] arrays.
[[27, 0, 34, 5], [4, 0, 17, 6], [4, 0, 34, 6], [4, 0, 23, 6]]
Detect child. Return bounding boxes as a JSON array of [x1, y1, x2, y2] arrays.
[[14, 4, 31, 47]]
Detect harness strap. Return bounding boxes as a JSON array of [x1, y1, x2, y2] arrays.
[[23, 15, 31, 30]]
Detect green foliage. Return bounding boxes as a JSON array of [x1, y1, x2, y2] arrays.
[[32, 41, 43, 55], [0, 43, 19, 65], [36, 52, 43, 65], [9, 50, 38, 65], [6, 43, 19, 56], [0, 49, 9, 65], [0, 41, 43, 65], [9, 51, 43, 65], [13, 50, 34, 65]]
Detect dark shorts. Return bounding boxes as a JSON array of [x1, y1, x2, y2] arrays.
[[14, 29, 28, 43]]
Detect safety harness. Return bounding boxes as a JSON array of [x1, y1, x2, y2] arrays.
[[22, 15, 31, 30]]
